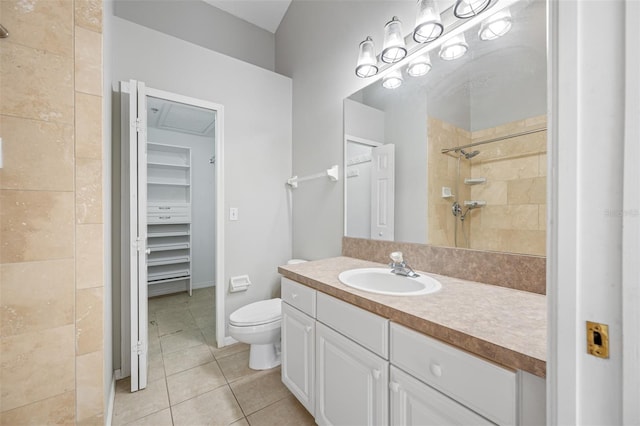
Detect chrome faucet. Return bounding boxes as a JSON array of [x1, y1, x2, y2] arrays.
[[389, 252, 419, 278]]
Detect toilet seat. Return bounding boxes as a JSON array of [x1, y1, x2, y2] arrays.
[[229, 298, 281, 327]]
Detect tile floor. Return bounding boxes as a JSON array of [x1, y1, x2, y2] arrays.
[[112, 288, 315, 425]]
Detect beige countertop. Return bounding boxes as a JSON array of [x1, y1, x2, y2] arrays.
[[278, 256, 546, 378]]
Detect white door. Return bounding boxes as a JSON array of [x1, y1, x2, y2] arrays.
[[281, 303, 315, 415], [389, 366, 492, 426], [315, 322, 388, 426], [370, 144, 395, 241], [121, 79, 149, 392]]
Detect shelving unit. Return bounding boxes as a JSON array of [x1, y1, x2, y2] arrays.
[[147, 142, 192, 297]]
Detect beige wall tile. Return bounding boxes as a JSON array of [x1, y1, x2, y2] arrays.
[[480, 205, 540, 231], [0, 391, 75, 425], [76, 158, 103, 224], [0, 42, 74, 124], [76, 287, 103, 354], [1, 259, 74, 337], [0, 325, 75, 411], [76, 351, 104, 421], [539, 206, 547, 231], [539, 153, 547, 176], [473, 155, 539, 182], [75, 27, 102, 95], [0, 0, 73, 57], [75, 0, 103, 33], [0, 115, 74, 191], [506, 230, 546, 256], [75, 224, 103, 289], [75, 93, 103, 160], [1, 190, 74, 263], [77, 413, 105, 426], [470, 180, 508, 205], [508, 177, 546, 205]]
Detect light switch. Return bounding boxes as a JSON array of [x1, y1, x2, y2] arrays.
[[229, 207, 239, 221]]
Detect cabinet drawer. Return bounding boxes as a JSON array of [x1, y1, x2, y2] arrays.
[[390, 323, 516, 425], [281, 278, 316, 317], [148, 204, 190, 214], [317, 292, 388, 359], [147, 214, 191, 224]]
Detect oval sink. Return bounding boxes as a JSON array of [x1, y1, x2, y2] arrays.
[[338, 268, 442, 296]]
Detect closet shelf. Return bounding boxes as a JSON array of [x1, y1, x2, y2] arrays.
[[148, 231, 190, 238], [147, 242, 190, 252], [147, 256, 190, 266], [147, 180, 190, 186], [148, 276, 192, 285], [148, 161, 190, 169], [148, 269, 191, 281]]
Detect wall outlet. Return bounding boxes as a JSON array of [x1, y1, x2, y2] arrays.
[[229, 207, 238, 221]]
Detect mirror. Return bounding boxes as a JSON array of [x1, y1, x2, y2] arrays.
[[344, 0, 546, 256]]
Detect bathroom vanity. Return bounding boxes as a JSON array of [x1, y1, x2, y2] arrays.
[[279, 257, 546, 426]]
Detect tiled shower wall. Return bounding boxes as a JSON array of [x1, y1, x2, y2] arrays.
[[0, 1, 104, 423], [427, 115, 547, 256]]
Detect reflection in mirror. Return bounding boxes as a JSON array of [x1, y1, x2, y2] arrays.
[[344, 0, 546, 256]]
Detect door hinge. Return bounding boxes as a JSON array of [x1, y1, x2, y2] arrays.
[[135, 117, 142, 132], [132, 341, 143, 356], [135, 236, 145, 252]]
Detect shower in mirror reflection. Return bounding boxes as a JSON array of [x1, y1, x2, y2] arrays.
[[451, 149, 484, 248]]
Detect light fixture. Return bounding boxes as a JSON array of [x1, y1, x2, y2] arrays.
[[407, 54, 432, 77], [413, 0, 443, 43], [478, 9, 512, 40], [439, 34, 468, 60], [355, 36, 379, 78], [381, 16, 407, 63], [454, 0, 492, 19], [382, 69, 403, 89]]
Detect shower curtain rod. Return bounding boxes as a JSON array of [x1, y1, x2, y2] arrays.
[[441, 127, 547, 155]]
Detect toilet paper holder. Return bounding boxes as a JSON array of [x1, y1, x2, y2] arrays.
[[229, 275, 251, 293]]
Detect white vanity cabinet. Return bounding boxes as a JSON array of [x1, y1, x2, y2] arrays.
[[281, 278, 316, 415], [315, 293, 389, 426]]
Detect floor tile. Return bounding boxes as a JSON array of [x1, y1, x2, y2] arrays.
[[230, 367, 289, 415], [171, 386, 244, 426], [160, 329, 206, 354], [167, 361, 227, 405], [125, 408, 173, 426], [230, 418, 249, 426], [163, 343, 215, 377], [156, 312, 198, 336], [245, 395, 315, 426], [217, 349, 259, 383], [210, 341, 250, 360], [112, 378, 169, 425]]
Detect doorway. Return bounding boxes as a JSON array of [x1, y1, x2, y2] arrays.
[[119, 81, 225, 391]]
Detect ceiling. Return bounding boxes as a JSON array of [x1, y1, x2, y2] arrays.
[[202, 0, 292, 33]]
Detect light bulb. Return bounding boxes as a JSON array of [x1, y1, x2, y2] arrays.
[[407, 54, 432, 77], [413, 0, 443, 43], [355, 36, 379, 78], [381, 16, 407, 63], [439, 34, 468, 60], [454, 0, 492, 19], [479, 9, 512, 41], [382, 69, 403, 89]]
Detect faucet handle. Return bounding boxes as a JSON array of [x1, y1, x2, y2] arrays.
[[390, 251, 404, 264]]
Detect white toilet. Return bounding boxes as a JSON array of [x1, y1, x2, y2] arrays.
[[228, 259, 307, 370]]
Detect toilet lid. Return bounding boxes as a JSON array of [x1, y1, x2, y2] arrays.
[[229, 298, 281, 326]]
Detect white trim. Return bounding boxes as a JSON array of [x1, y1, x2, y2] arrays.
[[224, 335, 238, 347], [344, 134, 383, 148], [114, 369, 125, 380], [105, 374, 116, 426], [623, 1, 640, 423]]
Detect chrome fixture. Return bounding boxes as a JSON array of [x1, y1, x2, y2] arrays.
[[389, 252, 420, 278], [479, 9, 512, 40], [382, 69, 404, 89], [460, 149, 480, 159], [381, 16, 408, 63], [355, 36, 379, 78], [439, 34, 469, 60], [354, 0, 514, 89], [454, 0, 493, 19], [413, 0, 444, 43], [0, 24, 8, 38]]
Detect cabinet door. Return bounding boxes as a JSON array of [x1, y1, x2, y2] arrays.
[[316, 322, 388, 426], [390, 366, 494, 426], [281, 303, 315, 415]]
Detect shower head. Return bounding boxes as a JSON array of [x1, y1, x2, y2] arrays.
[[460, 149, 480, 159]]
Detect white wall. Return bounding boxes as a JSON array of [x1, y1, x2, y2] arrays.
[[108, 14, 292, 360], [276, 0, 414, 259], [113, 0, 276, 71]]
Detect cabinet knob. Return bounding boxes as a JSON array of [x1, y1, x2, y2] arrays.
[[291, 293, 298, 299], [430, 363, 443, 377], [389, 381, 400, 393], [372, 369, 381, 380], [145, 248, 151, 254], [305, 326, 312, 333]]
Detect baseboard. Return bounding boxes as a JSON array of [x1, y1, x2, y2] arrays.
[[192, 281, 215, 290], [105, 374, 116, 426], [114, 369, 125, 380], [224, 335, 238, 346]]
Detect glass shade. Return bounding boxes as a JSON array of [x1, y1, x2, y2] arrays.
[[439, 34, 468, 60], [413, 0, 444, 43], [454, 0, 492, 18], [381, 16, 407, 63], [407, 54, 432, 77], [479, 9, 512, 40], [382, 69, 403, 89], [355, 36, 379, 78]]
